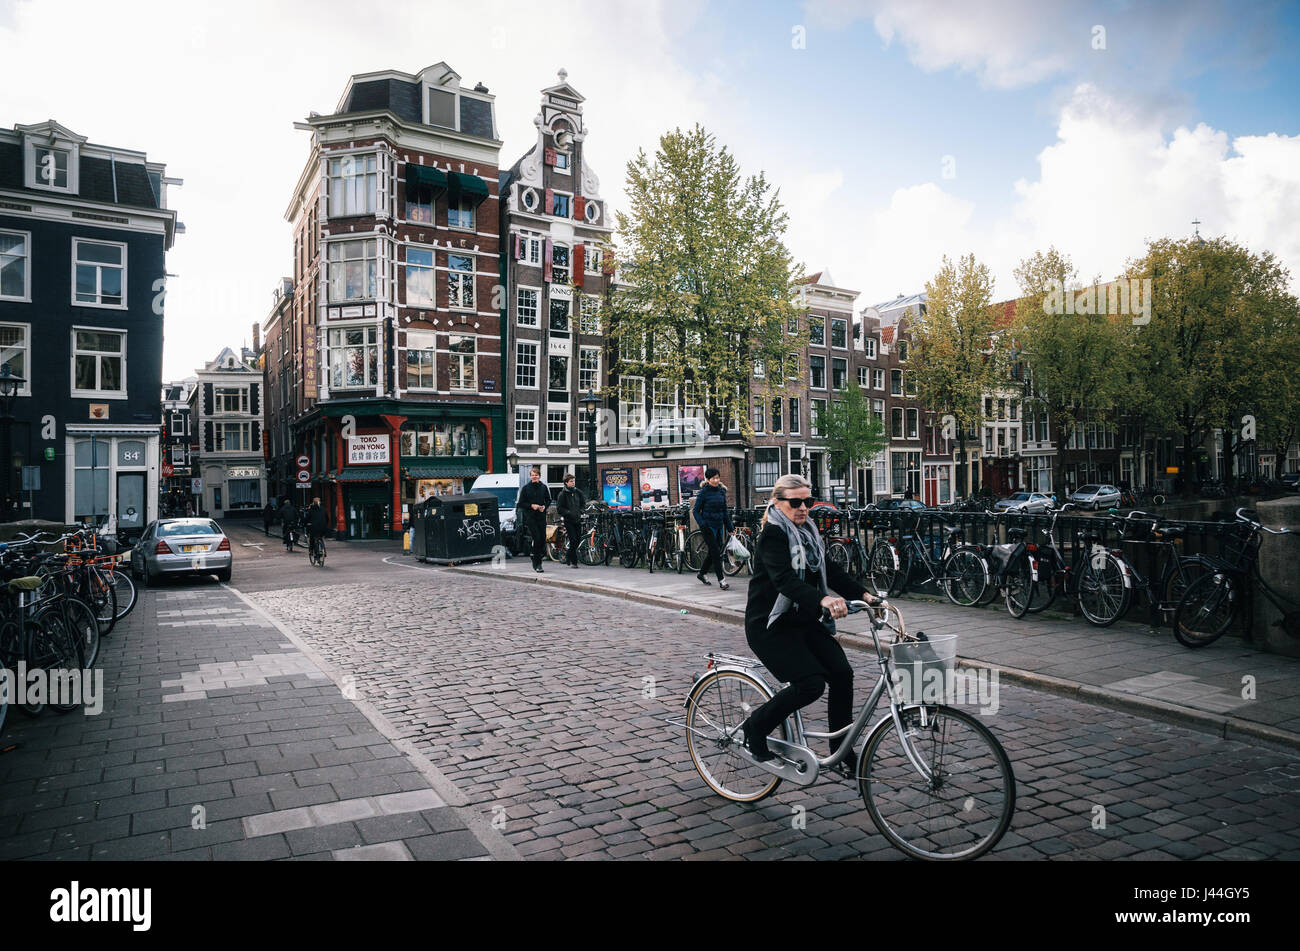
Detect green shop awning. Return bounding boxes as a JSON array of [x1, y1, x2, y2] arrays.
[[405, 164, 447, 199], [335, 467, 391, 483], [403, 464, 484, 480], [445, 170, 489, 205]]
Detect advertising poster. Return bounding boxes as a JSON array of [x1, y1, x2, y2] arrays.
[[639, 466, 670, 509], [678, 465, 705, 503], [417, 478, 462, 501], [602, 467, 633, 509]]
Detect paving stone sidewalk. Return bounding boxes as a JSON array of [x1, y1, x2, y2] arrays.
[[0, 581, 514, 861], [448, 555, 1300, 748]]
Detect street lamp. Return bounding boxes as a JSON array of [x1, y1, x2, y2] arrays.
[[581, 390, 601, 501], [0, 365, 26, 522]]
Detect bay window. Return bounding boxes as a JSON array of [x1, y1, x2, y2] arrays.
[[327, 326, 379, 389], [328, 154, 378, 218], [327, 239, 378, 302]]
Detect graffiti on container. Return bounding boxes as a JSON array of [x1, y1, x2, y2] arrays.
[[457, 518, 498, 542]]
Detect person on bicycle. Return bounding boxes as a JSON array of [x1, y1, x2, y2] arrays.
[[741, 473, 877, 769], [518, 467, 552, 573], [691, 467, 733, 590], [305, 497, 328, 560], [556, 473, 585, 569], [279, 496, 297, 552]]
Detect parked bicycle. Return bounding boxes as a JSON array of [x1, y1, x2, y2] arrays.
[[1009, 504, 1131, 625], [672, 599, 1016, 860], [1174, 507, 1299, 648], [867, 510, 991, 608]]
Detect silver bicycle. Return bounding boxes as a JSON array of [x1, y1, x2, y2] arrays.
[[670, 600, 1016, 860]]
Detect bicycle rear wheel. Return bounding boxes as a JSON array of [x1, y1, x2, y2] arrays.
[[618, 531, 640, 569], [1005, 562, 1035, 618], [868, 541, 899, 598], [859, 705, 1015, 861], [59, 598, 100, 670], [941, 547, 987, 607], [1077, 553, 1130, 626], [578, 533, 604, 566], [722, 534, 748, 577], [1173, 572, 1235, 648], [108, 567, 137, 622], [31, 608, 86, 713], [685, 670, 787, 803], [686, 531, 709, 573], [88, 568, 117, 635]]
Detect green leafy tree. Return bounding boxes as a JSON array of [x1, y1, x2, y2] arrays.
[[908, 253, 1005, 497], [603, 125, 804, 438], [818, 383, 888, 501], [1012, 247, 1130, 491], [1124, 236, 1299, 494]]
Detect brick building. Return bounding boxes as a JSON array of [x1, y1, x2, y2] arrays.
[[265, 63, 505, 538]]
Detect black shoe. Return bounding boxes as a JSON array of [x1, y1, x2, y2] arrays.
[[718, 581, 730, 591], [569, 563, 579, 569], [831, 749, 858, 778], [696, 572, 712, 586], [741, 719, 776, 762], [534, 566, 544, 573]]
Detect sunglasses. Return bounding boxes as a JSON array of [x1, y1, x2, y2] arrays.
[[777, 496, 816, 509]]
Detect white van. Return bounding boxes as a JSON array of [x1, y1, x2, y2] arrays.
[[471, 473, 524, 552]]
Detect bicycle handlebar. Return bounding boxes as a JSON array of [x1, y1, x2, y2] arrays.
[[1236, 507, 1291, 535]]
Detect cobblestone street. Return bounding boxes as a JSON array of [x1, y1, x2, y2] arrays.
[[250, 560, 1300, 860]]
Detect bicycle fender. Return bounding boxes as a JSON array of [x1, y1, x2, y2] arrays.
[[1110, 551, 1133, 588]]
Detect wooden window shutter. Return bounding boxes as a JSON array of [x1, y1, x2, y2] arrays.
[[514, 234, 523, 260], [204, 421, 214, 453], [544, 147, 557, 166], [573, 244, 585, 287], [574, 196, 586, 220], [544, 188, 554, 215], [544, 238, 553, 283]]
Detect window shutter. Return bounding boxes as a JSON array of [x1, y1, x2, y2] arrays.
[[573, 244, 585, 287], [543, 238, 553, 283], [249, 383, 260, 418], [252, 421, 261, 455], [514, 234, 523, 260], [574, 196, 585, 220], [204, 421, 214, 453], [544, 147, 557, 166], [544, 188, 554, 215], [202, 383, 214, 416]]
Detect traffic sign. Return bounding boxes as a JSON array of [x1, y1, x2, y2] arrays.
[[296, 455, 310, 469], [296, 469, 311, 484]]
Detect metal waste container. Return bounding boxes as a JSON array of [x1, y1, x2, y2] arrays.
[[415, 492, 501, 565]]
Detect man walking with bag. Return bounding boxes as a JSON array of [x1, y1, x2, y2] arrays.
[[517, 467, 552, 573], [556, 473, 586, 568]]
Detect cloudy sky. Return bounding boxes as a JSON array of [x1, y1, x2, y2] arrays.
[[3, 0, 1298, 379]]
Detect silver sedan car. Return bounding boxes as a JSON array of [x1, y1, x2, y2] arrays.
[[1070, 484, 1123, 511], [992, 491, 1056, 514], [130, 518, 232, 585]]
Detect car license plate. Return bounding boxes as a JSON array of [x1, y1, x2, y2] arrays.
[[182, 545, 201, 552]]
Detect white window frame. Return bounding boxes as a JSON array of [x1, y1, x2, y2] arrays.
[[215, 421, 253, 453], [808, 316, 825, 347], [405, 246, 435, 307], [810, 398, 826, 438], [551, 189, 573, 220], [0, 230, 32, 302], [873, 368, 884, 391], [406, 330, 437, 391], [326, 323, 380, 390], [24, 139, 78, 194], [788, 397, 801, 435], [579, 347, 601, 393], [831, 357, 847, 391], [753, 397, 765, 434], [546, 409, 569, 444], [0, 322, 31, 395], [809, 355, 826, 390], [753, 358, 765, 379], [514, 407, 537, 444], [858, 366, 870, 389], [620, 376, 646, 436], [831, 318, 848, 350], [70, 326, 126, 399], [71, 239, 127, 310], [448, 253, 476, 311], [579, 295, 601, 335], [551, 242, 570, 284], [553, 151, 571, 173], [864, 336, 877, 359], [523, 235, 543, 266], [652, 379, 676, 421], [516, 286, 540, 328], [549, 295, 571, 336], [448, 195, 476, 231], [326, 238, 379, 303], [448, 334, 477, 392], [327, 153, 378, 218], [213, 385, 250, 415], [515, 341, 539, 390], [584, 246, 602, 274]]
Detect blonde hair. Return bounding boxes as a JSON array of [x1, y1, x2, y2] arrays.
[[761, 473, 812, 528]]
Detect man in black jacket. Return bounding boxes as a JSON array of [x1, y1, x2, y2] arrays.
[[517, 468, 552, 572], [279, 497, 298, 552], [556, 473, 585, 568], [305, 497, 329, 562]]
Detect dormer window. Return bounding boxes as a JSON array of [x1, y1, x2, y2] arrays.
[[23, 134, 80, 194], [428, 88, 456, 129], [35, 147, 69, 189]]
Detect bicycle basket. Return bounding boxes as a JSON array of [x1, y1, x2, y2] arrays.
[[889, 634, 958, 705]]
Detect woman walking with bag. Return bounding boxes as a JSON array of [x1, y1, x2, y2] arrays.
[[691, 467, 733, 590]]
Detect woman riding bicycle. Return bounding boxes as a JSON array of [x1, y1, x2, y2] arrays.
[[741, 474, 878, 769]]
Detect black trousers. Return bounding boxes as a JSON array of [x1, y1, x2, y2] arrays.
[[524, 514, 547, 568], [564, 517, 582, 565], [744, 617, 854, 753], [698, 525, 725, 581]]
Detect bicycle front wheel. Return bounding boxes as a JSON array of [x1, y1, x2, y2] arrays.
[[685, 670, 786, 803], [1173, 572, 1236, 648], [578, 534, 604, 566], [30, 608, 86, 712], [89, 569, 117, 635], [722, 535, 748, 577], [618, 532, 640, 569], [827, 541, 850, 576], [108, 567, 137, 622], [546, 530, 566, 563], [1077, 553, 1130, 626], [942, 547, 988, 607], [859, 705, 1016, 861], [868, 541, 899, 598], [1005, 562, 1035, 618], [60, 597, 100, 670], [686, 531, 708, 573]]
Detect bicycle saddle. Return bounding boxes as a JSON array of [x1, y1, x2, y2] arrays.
[[1077, 530, 1100, 543], [1154, 526, 1184, 539], [1007, 527, 1028, 540], [8, 576, 44, 592]]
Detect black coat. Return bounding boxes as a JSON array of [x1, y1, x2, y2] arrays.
[[279, 501, 297, 526], [744, 523, 867, 640], [306, 505, 328, 535], [556, 485, 585, 521], [518, 481, 551, 521], [691, 483, 733, 532]]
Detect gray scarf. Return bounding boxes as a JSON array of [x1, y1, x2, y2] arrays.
[[765, 503, 829, 630]]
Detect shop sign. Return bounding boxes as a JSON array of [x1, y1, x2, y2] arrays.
[[228, 467, 262, 478], [348, 433, 390, 465]]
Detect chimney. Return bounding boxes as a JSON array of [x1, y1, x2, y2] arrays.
[[252, 322, 261, 353]]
